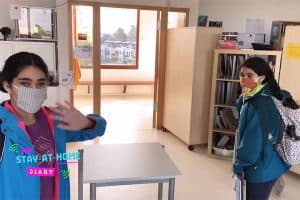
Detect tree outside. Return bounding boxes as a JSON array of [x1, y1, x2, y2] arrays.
[[101, 26, 137, 65]]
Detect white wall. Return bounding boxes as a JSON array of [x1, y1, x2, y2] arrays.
[[199, 0, 300, 42], [55, 0, 71, 101]]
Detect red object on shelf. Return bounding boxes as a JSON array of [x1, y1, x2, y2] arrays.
[[218, 39, 239, 49]]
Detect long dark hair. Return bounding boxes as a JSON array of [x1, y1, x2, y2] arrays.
[[241, 56, 299, 109], [0, 52, 49, 93]]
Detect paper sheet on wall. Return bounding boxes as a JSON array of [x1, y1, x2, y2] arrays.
[[246, 18, 264, 33], [285, 43, 300, 60], [10, 4, 21, 20], [59, 71, 73, 89]]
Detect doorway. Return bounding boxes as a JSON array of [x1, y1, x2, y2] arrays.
[[70, 3, 188, 139]]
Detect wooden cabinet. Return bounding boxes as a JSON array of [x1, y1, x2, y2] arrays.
[[207, 49, 282, 159], [280, 26, 300, 101], [163, 27, 221, 150], [280, 26, 300, 174]]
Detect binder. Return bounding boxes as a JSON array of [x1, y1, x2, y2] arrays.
[[234, 173, 246, 200]]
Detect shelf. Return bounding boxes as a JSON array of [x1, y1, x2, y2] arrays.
[[216, 78, 240, 82], [214, 49, 282, 56], [209, 49, 282, 160], [208, 152, 233, 161], [214, 104, 235, 108], [213, 128, 237, 135]]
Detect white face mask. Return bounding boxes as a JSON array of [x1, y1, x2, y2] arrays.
[[12, 85, 47, 113]]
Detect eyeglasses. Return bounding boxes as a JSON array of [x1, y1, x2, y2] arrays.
[[239, 72, 258, 78]]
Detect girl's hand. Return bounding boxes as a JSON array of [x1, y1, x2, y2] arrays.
[[50, 101, 94, 130]]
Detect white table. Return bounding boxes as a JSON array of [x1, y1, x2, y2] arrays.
[[78, 143, 181, 200]]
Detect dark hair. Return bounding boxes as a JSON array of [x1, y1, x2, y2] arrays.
[[241, 56, 299, 109], [0, 52, 49, 93]]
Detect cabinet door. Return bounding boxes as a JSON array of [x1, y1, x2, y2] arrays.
[[0, 42, 14, 71], [280, 26, 300, 101], [14, 42, 56, 71], [164, 28, 195, 143]]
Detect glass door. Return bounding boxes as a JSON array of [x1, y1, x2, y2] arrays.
[[72, 5, 94, 115]]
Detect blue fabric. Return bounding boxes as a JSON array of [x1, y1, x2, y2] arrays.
[[0, 105, 106, 200], [233, 85, 291, 183]]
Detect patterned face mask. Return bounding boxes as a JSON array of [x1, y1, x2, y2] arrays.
[[240, 77, 257, 90], [12, 85, 47, 113]]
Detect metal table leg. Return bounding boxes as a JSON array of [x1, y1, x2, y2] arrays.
[[158, 182, 163, 200], [90, 183, 97, 200], [168, 178, 175, 200]]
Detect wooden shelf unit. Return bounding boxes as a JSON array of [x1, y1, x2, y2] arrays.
[[212, 128, 236, 135], [207, 49, 282, 159], [214, 104, 236, 109]]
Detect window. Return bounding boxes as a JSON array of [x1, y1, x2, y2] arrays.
[[73, 6, 93, 68], [168, 11, 187, 29], [72, 6, 139, 69], [17, 7, 56, 40], [100, 7, 139, 69]]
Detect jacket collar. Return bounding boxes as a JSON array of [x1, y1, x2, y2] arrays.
[[0, 101, 54, 147], [0, 103, 32, 147], [242, 84, 272, 103], [243, 84, 266, 102]]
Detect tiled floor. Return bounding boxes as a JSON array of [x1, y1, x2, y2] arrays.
[[69, 95, 299, 200]]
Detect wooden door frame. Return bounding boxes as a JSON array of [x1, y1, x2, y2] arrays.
[[155, 9, 168, 129], [93, 5, 101, 114], [68, 1, 73, 107], [69, 0, 189, 126]]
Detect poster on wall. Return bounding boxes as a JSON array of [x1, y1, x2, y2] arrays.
[[197, 16, 208, 27], [209, 21, 223, 28], [285, 43, 300, 60], [59, 71, 73, 89]]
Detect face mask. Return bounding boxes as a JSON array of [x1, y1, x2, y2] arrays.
[[12, 85, 47, 113], [240, 78, 257, 90]]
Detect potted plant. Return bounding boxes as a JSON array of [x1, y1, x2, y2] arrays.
[[0, 27, 12, 40]]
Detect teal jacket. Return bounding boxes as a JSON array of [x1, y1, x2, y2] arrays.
[[0, 101, 106, 200], [233, 85, 291, 183]]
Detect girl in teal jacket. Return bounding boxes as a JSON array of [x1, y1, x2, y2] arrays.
[[233, 57, 299, 200], [0, 52, 107, 200]]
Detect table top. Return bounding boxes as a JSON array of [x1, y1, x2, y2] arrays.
[[82, 143, 181, 184]]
